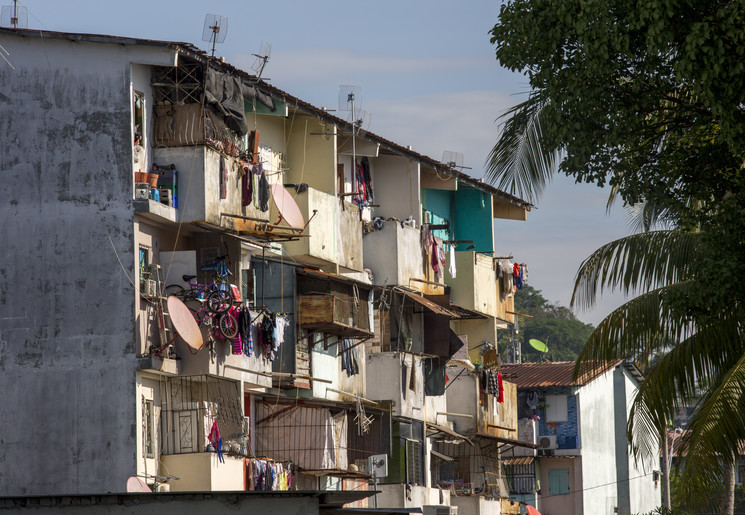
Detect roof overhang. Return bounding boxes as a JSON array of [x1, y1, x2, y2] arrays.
[[401, 291, 459, 318], [426, 422, 474, 447], [470, 432, 539, 450]]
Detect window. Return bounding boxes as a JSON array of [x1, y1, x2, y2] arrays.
[[142, 398, 154, 458], [133, 90, 145, 146], [545, 394, 568, 422], [385, 421, 424, 485], [548, 468, 570, 495]]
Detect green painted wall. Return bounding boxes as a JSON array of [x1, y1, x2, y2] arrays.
[[453, 186, 493, 253]]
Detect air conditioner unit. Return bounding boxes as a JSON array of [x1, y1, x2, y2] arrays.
[[423, 506, 457, 515], [141, 279, 157, 297], [539, 435, 558, 450]]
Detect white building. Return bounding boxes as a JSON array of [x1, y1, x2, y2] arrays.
[[500, 361, 661, 515]]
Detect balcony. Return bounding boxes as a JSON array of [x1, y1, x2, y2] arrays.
[[362, 223, 446, 293], [445, 251, 498, 318], [151, 146, 268, 229], [366, 352, 447, 424], [283, 187, 363, 271], [161, 452, 244, 491], [444, 371, 518, 439]]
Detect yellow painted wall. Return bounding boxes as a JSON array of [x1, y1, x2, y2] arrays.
[[161, 452, 244, 491], [284, 187, 337, 266], [286, 116, 336, 195], [446, 251, 497, 317]]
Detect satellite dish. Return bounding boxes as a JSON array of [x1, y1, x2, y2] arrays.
[[338, 85, 362, 113], [271, 183, 305, 229], [529, 339, 549, 353], [202, 14, 228, 57], [167, 296, 204, 351], [442, 151, 463, 169], [1, 4, 27, 28], [126, 476, 152, 493], [250, 41, 272, 80], [348, 109, 372, 136]]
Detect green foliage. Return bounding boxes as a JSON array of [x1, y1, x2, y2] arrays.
[[499, 285, 594, 362], [489, 2, 745, 510], [488, 0, 745, 323]]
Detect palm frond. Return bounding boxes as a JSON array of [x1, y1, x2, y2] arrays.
[[673, 350, 745, 511], [625, 200, 679, 233], [574, 282, 698, 371], [571, 230, 701, 311], [626, 311, 744, 462], [484, 92, 560, 203]]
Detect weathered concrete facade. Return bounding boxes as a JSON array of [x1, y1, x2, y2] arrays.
[[0, 31, 176, 495], [1, 28, 535, 515]]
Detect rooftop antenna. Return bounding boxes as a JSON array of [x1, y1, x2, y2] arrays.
[[1, 0, 28, 28], [250, 41, 271, 81], [442, 150, 472, 170], [201, 14, 228, 58], [338, 85, 372, 198]]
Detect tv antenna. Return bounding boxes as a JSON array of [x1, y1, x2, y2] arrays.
[[442, 150, 471, 170], [202, 14, 228, 58], [250, 41, 271, 81], [1, 0, 28, 28], [338, 85, 372, 198]]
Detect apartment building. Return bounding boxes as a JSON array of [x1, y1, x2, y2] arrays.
[[0, 28, 533, 514]]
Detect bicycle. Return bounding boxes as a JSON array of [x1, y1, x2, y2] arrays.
[[190, 301, 238, 340], [165, 257, 233, 313]]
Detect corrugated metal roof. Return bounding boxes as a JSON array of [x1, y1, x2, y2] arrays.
[[401, 291, 459, 318], [503, 456, 534, 465], [500, 360, 623, 388]]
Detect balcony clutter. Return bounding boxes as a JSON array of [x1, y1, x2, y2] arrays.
[[0, 27, 670, 515]]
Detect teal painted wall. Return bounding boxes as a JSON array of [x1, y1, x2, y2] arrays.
[[421, 188, 452, 241], [453, 186, 493, 253]]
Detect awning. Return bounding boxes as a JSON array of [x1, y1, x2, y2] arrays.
[[299, 468, 371, 479], [447, 303, 488, 320], [191, 220, 274, 247], [401, 291, 459, 318], [503, 456, 534, 465], [426, 422, 474, 447], [430, 449, 455, 462], [470, 432, 539, 450]]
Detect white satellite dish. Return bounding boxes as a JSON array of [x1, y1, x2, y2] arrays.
[[202, 14, 228, 57], [251, 41, 271, 81]]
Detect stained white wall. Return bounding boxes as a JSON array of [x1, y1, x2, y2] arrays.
[[578, 368, 620, 514]]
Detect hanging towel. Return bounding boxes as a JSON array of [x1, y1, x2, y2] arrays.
[[409, 353, 417, 391], [497, 372, 504, 403], [423, 358, 446, 396], [241, 165, 253, 206], [256, 163, 270, 212], [449, 244, 457, 278]]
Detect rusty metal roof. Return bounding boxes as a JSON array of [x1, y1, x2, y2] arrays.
[[500, 360, 624, 388]]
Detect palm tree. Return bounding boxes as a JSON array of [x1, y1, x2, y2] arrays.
[[486, 105, 745, 512], [570, 227, 744, 512]]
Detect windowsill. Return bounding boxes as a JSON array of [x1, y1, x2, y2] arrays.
[[134, 198, 177, 223]]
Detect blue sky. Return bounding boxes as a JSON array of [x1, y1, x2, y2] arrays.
[[12, 0, 631, 324]]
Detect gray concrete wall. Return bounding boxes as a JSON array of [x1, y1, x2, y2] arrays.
[[0, 492, 319, 514], [0, 33, 174, 495]]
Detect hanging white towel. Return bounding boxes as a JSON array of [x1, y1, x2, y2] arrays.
[[449, 244, 457, 279]]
